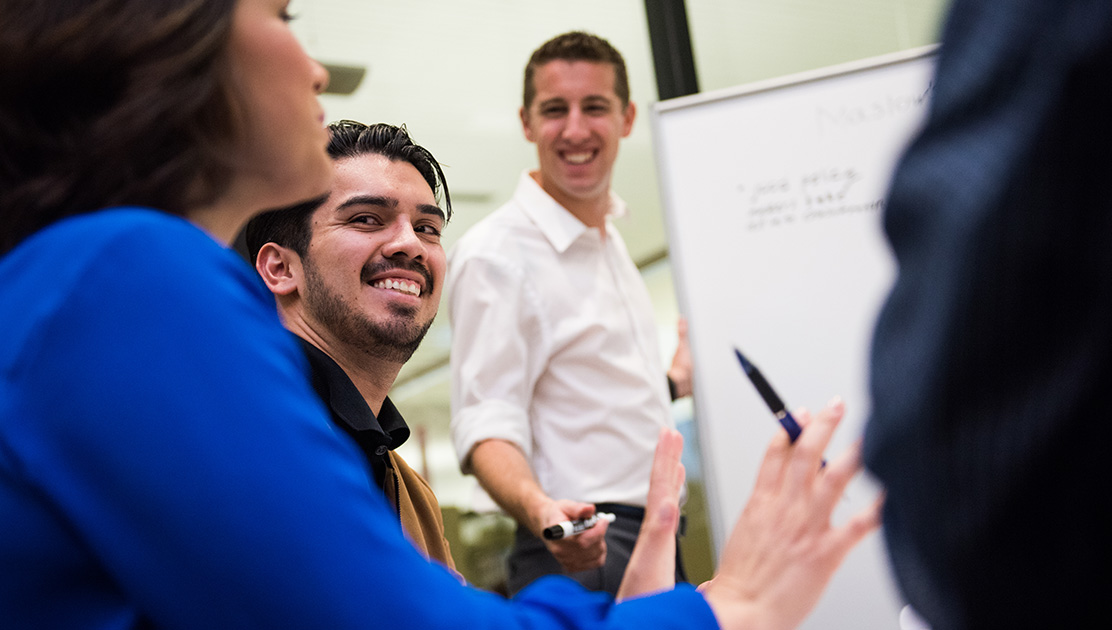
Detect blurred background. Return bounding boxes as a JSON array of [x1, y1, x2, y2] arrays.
[[289, 0, 949, 592]]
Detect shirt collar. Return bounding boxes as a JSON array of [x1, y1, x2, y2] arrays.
[[514, 170, 628, 253], [295, 335, 410, 450]]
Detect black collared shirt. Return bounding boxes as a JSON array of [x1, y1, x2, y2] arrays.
[[295, 336, 410, 491]]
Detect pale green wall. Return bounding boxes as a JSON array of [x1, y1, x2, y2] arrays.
[[688, 0, 950, 91]]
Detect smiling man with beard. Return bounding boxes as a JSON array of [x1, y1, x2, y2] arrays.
[[244, 120, 456, 572]]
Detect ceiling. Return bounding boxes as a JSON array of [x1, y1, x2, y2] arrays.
[[288, 0, 948, 507]]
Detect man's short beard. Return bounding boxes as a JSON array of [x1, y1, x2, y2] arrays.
[[301, 257, 434, 364]]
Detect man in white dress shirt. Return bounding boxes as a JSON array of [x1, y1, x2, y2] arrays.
[[447, 31, 692, 596]]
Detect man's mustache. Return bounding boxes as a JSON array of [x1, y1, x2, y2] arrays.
[[361, 259, 435, 293]]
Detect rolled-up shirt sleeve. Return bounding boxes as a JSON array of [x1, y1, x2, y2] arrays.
[[448, 249, 549, 473]]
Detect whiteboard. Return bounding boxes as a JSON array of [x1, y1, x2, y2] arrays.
[[653, 47, 936, 629]]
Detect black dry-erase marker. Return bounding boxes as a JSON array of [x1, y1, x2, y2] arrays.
[[542, 512, 616, 540]]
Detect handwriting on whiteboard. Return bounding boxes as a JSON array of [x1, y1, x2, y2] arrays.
[[738, 166, 885, 232], [816, 82, 933, 136]]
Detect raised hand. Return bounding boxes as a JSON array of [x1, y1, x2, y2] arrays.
[[701, 398, 882, 630], [617, 427, 686, 600]]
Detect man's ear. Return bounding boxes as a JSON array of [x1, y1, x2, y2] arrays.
[[255, 242, 302, 297], [621, 100, 637, 138], [520, 106, 536, 142]]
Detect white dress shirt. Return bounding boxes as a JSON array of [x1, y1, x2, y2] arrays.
[[447, 172, 674, 507]]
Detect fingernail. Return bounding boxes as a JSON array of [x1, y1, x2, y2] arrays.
[[828, 395, 844, 411]]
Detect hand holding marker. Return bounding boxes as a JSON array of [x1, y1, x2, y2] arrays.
[[543, 512, 616, 540]]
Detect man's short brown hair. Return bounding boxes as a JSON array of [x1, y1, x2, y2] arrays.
[[523, 31, 630, 110]]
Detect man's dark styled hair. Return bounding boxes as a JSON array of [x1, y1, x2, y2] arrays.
[[244, 121, 452, 263], [0, 0, 241, 255], [522, 31, 630, 110]]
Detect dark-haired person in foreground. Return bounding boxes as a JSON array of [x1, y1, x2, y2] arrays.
[[0, 0, 879, 628], [864, 0, 1112, 628], [244, 121, 457, 573]]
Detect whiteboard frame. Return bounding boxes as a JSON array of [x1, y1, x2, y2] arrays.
[[655, 44, 937, 117]]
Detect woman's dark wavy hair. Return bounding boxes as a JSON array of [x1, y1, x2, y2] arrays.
[[0, 0, 241, 254]]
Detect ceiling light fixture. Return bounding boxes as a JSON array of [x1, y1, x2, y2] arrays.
[[320, 62, 367, 95]]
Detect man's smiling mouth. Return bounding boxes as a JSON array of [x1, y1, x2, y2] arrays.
[[371, 278, 421, 297], [562, 151, 596, 165]]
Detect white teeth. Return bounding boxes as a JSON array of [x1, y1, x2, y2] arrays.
[[564, 152, 592, 164], [372, 279, 420, 297]]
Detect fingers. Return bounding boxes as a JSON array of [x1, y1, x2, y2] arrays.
[[668, 320, 694, 398], [548, 499, 597, 522], [798, 398, 844, 464], [643, 428, 685, 534], [651, 428, 684, 481], [644, 469, 684, 537], [700, 396, 881, 630], [645, 428, 685, 513], [547, 521, 608, 572], [750, 417, 794, 500], [542, 499, 608, 572], [789, 399, 880, 562], [826, 493, 883, 564], [782, 398, 844, 495], [617, 428, 685, 600], [812, 438, 862, 516]]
